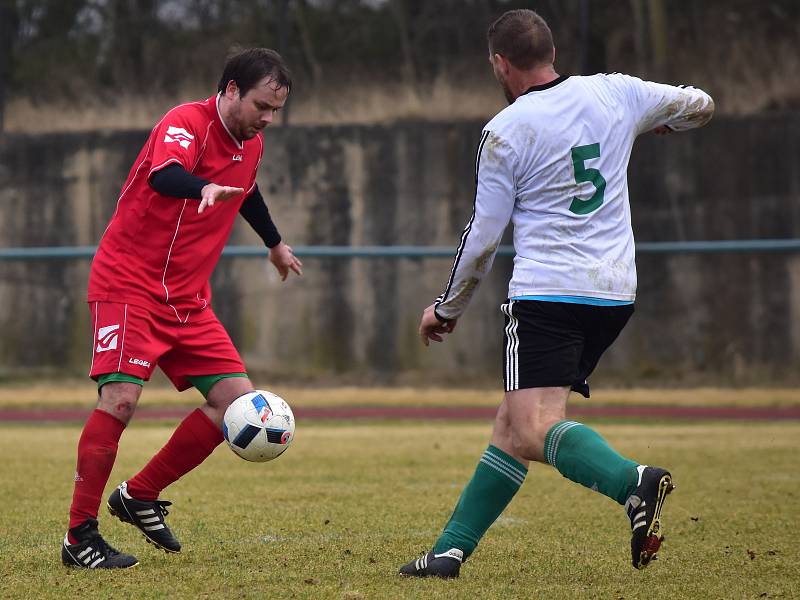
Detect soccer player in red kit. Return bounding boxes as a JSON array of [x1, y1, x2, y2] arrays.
[[61, 48, 303, 569]]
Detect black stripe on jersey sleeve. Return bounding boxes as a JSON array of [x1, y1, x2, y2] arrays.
[[435, 129, 491, 309]]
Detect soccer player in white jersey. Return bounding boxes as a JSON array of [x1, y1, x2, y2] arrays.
[[400, 9, 714, 578]]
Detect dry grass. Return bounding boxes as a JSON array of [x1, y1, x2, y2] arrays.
[[6, 50, 800, 135], [1, 421, 798, 599], [0, 382, 798, 410], [4, 76, 506, 134]]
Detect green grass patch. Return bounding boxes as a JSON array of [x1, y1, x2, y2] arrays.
[[0, 421, 797, 599]]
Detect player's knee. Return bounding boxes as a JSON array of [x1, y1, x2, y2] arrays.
[[202, 382, 255, 428], [97, 382, 141, 425], [509, 427, 540, 462], [205, 377, 254, 410], [510, 419, 554, 463]]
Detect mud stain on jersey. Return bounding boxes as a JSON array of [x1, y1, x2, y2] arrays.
[[586, 259, 632, 293], [482, 132, 513, 168], [475, 240, 501, 273], [661, 93, 714, 128], [441, 277, 481, 314], [510, 123, 538, 150]]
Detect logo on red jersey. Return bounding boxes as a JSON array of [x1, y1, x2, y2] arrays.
[[232, 153, 243, 161], [96, 324, 120, 353], [164, 126, 195, 149]]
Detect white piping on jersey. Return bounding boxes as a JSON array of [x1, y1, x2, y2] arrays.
[[148, 157, 183, 178], [162, 199, 189, 323], [147, 100, 212, 179], [436, 130, 490, 308], [161, 119, 213, 324], [99, 100, 206, 243], [89, 301, 99, 375], [246, 135, 265, 196], [116, 303, 128, 372], [216, 93, 243, 150], [191, 121, 214, 174]]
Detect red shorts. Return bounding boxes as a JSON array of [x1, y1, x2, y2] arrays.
[[88, 301, 246, 391]]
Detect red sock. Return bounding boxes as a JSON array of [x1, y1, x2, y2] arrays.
[[126, 408, 223, 501], [68, 409, 126, 537]]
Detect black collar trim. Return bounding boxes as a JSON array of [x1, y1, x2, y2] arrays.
[[522, 75, 570, 95]]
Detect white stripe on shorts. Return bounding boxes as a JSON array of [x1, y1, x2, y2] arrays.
[[502, 301, 519, 391]]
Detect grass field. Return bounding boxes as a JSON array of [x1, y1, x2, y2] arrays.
[[1, 414, 798, 599]]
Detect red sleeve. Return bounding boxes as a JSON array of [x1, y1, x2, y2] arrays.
[[147, 103, 210, 178]]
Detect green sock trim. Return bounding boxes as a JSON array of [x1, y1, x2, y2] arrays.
[[545, 420, 639, 504], [481, 444, 527, 486], [187, 373, 248, 399], [433, 445, 527, 558], [97, 372, 144, 390]]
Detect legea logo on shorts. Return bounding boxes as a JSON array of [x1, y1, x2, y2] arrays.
[[128, 357, 151, 368], [96, 324, 120, 353], [163, 126, 194, 149]]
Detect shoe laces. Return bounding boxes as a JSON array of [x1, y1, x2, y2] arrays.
[[154, 500, 172, 519], [86, 530, 121, 558]]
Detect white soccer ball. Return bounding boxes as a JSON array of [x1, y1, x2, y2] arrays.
[[223, 390, 295, 462]]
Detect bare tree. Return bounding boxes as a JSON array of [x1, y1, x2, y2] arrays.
[[295, 0, 323, 91], [648, 0, 668, 79], [390, 0, 417, 87], [0, 0, 18, 133], [629, 0, 649, 74]]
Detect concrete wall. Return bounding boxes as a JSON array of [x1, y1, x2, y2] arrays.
[[1, 116, 798, 385]]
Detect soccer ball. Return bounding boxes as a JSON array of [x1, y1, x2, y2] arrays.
[[223, 390, 295, 462]]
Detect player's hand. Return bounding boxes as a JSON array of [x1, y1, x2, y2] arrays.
[[269, 242, 303, 281], [419, 303, 457, 346], [198, 183, 245, 214], [652, 125, 673, 136]]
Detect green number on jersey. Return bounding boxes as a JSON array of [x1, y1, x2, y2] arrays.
[[568, 143, 606, 215]]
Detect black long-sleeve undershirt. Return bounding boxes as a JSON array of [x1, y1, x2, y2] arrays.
[[149, 163, 209, 199], [239, 186, 282, 248], [149, 163, 281, 248]]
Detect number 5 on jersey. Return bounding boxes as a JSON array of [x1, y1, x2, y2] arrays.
[[569, 143, 606, 215]]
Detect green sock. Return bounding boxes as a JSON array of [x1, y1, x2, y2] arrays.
[[433, 445, 527, 559], [544, 420, 639, 505]]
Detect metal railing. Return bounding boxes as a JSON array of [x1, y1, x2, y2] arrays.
[[1, 239, 800, 260]]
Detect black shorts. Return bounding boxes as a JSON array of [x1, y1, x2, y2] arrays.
[[501, 299, 634, 397]]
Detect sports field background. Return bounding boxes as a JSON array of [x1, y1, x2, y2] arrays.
[[2, 2, 798, 597], [0, 385, 798, 599]]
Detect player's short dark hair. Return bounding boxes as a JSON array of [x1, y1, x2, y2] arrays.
[[488, 9, 554, 70], [217, 48, 292, 97]]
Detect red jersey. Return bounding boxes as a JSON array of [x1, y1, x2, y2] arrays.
[[88, 95, 264, 322]]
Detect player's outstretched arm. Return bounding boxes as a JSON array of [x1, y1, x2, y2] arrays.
[[611, 74, 714, 136], [198, 183, 245, 214], [268, 242, 303, 281], [149, 164, 243, 213]]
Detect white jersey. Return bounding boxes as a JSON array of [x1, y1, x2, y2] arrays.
[[434, 73, 714, 320]]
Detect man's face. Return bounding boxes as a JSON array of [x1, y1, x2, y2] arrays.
[[227, 76, 289, 140], [489, 53, 515, 105]]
